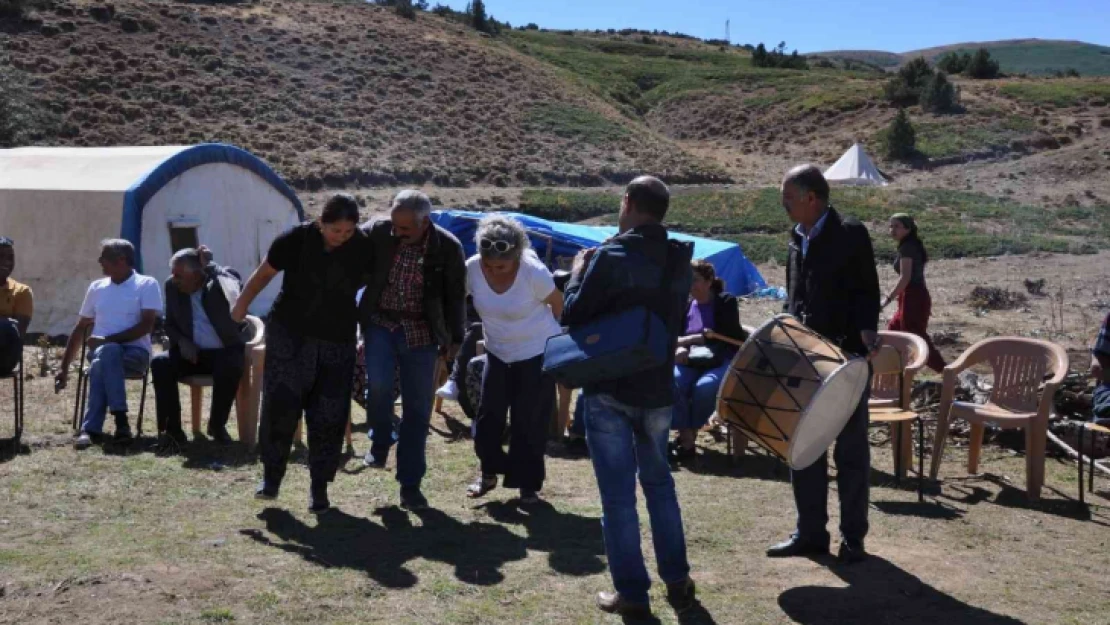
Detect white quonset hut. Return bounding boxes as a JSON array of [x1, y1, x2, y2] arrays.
[[0, 143, 304, 336]]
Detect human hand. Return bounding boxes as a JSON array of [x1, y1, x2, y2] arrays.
[[54, 369, 68, 393], [1091, 356, 1104, 381], [230, 300, 248, 323], [442, 343, 460, 362], [571, 248, 597, 277], [675, 346, 689, 365], [861, 330, 881, 361], [86, 335, 107, 352], [197, 245, 213, 265], [180, 340, 199, 364]]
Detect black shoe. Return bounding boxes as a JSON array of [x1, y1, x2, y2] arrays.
[[665, 577, 696, 613], [153, 432, 186, 455], [766, 535, 829, 558], [112, 413, 133, 444], [596, 591, 651, 618], [309, 479, 331, 514], [206, 425, 233, 445], [672, 444, 697, 465], [255, 481, 280, 500], [519, 490, 540, 505], [400, 486, 428, 511], [362, 448, 387, 469], [837, 540, 867, 564], [564, 436, 588, 456]]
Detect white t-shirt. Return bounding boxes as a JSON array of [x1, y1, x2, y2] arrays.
[[467, 250, 562, 364], [78, 271, 164, 354]]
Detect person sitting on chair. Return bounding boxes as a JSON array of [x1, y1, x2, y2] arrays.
[[56, 239, 163, 449], [1092, 310, 1110, 424], [151, 248, 252, 452], [0, 237, 32, 377], [670, 260, 748, 464]]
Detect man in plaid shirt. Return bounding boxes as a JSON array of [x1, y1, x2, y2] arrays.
[[1092, 311, 1110, 422], [359, 190, 466, 510]]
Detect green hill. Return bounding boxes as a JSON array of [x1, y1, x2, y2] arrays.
[[817, 40, 1110, 76]]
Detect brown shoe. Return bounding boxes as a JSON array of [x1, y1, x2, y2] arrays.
[[666, 577, 696, 613], [596, 591, 651, 618]]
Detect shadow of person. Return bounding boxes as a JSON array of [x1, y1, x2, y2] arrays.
[[477, 499, 606, 576], [690, 446, 790, 483], [778, 554, 1026, 624], [240, 504, 528, 589]]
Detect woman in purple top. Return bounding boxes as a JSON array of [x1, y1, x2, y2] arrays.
[[671, 260, 748, 464]]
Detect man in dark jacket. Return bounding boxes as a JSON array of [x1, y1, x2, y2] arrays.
[[767, 164, 881, 564], [562, 176, 697, 618], [359, 190, 466, 511], [152, 248, 252, 451]]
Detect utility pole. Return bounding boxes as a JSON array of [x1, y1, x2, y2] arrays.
[[725, 19, 730, 45]]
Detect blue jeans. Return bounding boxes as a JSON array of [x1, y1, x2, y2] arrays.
[[81, 344, 149, 434], [584, 392, 690, 604], [1094, 383, 1110, 421], [672, 363, 729, 430], [365, 324, 439, 488]]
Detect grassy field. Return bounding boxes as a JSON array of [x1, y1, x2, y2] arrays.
[[2, 359, 1110, 625], [998, 79, 1110, 106], [519, 188, 1109, 264], [819, 41, 1110, 77]]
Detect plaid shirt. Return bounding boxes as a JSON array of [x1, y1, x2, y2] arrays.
[[371, 234, 434, 348], [1096, 311, 1110, 359]]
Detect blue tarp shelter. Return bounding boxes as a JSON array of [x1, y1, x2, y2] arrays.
[[431, 210, 766, 296]]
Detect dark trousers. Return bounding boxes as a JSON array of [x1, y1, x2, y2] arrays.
[[0, 318, 21, 376], [791, 385, 871, 544], [151, 346, 245, 436], [474, 352, 555, 492], [259, 321, 355, 484]]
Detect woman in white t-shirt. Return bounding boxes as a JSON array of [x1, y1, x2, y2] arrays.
[[465, 215, 563, 504]]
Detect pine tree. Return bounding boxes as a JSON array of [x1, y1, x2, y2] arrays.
[[920, 71, 958, 113], [470, 0, 488, 32], [965, 48, 1000, 79], [885, 109, 916, 160]]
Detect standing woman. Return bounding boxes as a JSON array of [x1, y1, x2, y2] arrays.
[[671, 260, 747, 463], [883, 213, 946, 373], [465, 215, 563, 504], [231, 194, 371, 513]]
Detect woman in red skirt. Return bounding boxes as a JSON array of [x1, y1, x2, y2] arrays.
[[882, 213, 946, 373]]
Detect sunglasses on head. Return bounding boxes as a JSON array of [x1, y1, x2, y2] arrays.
[[479, 239, 515, 253]]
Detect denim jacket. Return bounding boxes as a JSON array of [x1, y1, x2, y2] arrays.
[[562, 224, 693, 408]]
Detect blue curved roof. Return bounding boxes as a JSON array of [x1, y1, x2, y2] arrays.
[[431, 210, 767, 296], [119, 143, 304, 271]]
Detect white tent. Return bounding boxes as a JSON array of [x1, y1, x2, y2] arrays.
[[824, 143, 888, 186], [0, 143, 303, 336]]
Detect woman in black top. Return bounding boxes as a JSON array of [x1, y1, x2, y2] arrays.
[[232, 194, 371, 513], [882, 213, 946, 372]]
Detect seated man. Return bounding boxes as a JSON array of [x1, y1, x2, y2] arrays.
[[0, 237, 32, 376], [1093, 310, 1110, 423], [56, 239, 163, 448], [152, 248, 251, 451]]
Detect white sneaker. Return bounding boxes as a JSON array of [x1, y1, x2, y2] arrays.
[[435, 379, 459, 401], [75, 432, 93, 450]]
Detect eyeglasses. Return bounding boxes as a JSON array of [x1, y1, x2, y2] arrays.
[[479, 239, 515, 254]]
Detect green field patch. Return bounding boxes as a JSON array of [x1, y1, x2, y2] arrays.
[[999, 80, 1110, 106]]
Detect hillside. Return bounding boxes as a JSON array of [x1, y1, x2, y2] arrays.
[[818, 39, 1110, 76], [0, 0, 729, 188]]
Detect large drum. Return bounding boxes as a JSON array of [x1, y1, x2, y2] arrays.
[[716, 314, 869, 470]]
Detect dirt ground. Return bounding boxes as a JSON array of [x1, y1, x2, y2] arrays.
[[2, 251, 1110, 625]]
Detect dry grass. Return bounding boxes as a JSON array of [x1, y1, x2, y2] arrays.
[[2, 310, 1110, 625]]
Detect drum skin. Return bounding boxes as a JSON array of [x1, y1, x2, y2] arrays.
[[716, 314, 868, 470]]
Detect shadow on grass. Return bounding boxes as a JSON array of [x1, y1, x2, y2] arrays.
[[241, 505, 528, 588], [0, 438, 29, 463], [688, 446, 790, 483], [778, 554, 1026, 624], [939, 475, 1110, 528], [477, 499, 605, 576], [872, 500, 964, 520]]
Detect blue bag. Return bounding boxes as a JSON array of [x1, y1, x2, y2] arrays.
[[542, 305, 670, 389]]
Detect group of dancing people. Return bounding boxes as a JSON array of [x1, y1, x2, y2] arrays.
[[47, 163, 1102, 620]]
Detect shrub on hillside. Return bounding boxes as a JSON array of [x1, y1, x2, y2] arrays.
[[884, 57, 934, 105], [750, 42, 808, 70], [965, 48, 1000, 79], [467, 0, 488, 33], [936, 51, 971, 74], [884, 109, 917, 160], [919, 71, 959, 113]]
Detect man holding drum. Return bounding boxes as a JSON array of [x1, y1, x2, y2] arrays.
[[768, 165, 881, 564]]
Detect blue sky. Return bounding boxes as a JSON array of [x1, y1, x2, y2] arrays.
[[438, 0, 1110, 53]]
